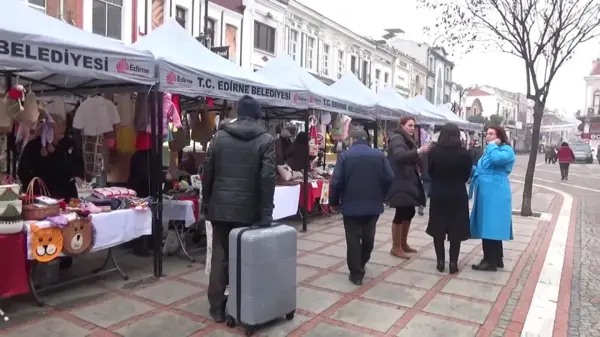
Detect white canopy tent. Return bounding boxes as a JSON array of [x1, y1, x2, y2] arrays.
[[434, 104, 472, 128], [257, 56, 374, 120], [132, 19, 306, 108], [0, 0, 156, 93], [377, 87, 444, 124], [408, 95, 448, 125], [329, 73, 398, 121]]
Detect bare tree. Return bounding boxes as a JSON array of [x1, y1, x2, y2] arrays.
[[418, 0, 600, 215]]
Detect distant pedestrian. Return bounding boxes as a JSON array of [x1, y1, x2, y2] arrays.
[[387, 116, 430, 259], [470, 126, 515, 272], [425, 123, 472, 274], [329, 128, 394, 286], [556, 142, 575, 180], [545, 146, 557, 164]]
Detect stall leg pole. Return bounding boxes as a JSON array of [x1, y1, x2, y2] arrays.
[[301, 109, 309, 232], [374, 123, 379, 150], [150, 89, 161, 278], [4, 74, 13, 177], [156, 92, 164, 277]]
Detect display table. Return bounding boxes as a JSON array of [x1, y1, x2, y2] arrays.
[[273, 185, 301, 220], [163, 200, 197, 228], [23, 209, 152, 306], [24, 209, 152, 259], [299, 179, 325, 212], [0, 233, 29, 298]]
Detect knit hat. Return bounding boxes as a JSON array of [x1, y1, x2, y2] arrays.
[[237, 95, 261, 119]]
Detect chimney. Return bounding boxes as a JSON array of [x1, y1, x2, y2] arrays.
[[592, 58, 600, 76]]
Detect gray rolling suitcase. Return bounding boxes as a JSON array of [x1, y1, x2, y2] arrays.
[[225, 224, 297, 336]]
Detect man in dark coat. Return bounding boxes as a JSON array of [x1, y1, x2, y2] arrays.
[[330, 129, 394, 285], [201, 95, 276, 322]]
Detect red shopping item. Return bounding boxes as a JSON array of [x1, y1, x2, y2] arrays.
[[135, 132, 152, 151]]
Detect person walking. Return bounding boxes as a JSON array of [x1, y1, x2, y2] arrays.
[[387, 116, 429, 259], [470, 125, 515, 272], [556, 142, 575, 180], [329, 129, 394, 285], [425, 123, 472, 274], [201, 95, 276, 322]]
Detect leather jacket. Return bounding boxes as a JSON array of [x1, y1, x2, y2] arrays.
[[201, 118, 276, 225]]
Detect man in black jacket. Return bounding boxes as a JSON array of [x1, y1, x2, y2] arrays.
[[330, 129, 395, 285], [202, 95, 276, 322]]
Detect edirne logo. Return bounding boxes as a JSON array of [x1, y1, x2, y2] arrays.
[[116, 59, 150, 74]]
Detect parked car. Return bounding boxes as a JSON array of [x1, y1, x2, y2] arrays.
[[596, 145, 600, 164], [570, 141, 593, 163]]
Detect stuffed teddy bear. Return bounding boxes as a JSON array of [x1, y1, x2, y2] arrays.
[[3, 84, 25, 112]]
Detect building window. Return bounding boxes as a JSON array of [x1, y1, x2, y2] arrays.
[[428, 56, 434, 71], [362, 60, 368, 85], [322, 44, 330, 76], [445, 67, 451, 81], [288, 29, 299, 61], [398, 60, 408, 69], [350, 55, 357, 74], [594, 90, 600, 107], [384, 73, 389, 86], [337, 50, 345, 78], [175, 6, 187, 28], [92, 0, 123, 40], [254, 21, 275, 53], [375, 69, 380, 89], [444, 94, 449, 104], [426, 86, 433, 102], [25, 0, 46, 12], [306, 37, 315, 70], [206, 18, 216, 47]]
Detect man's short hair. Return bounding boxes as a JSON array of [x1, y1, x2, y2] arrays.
[[349, 128, 368, 141]]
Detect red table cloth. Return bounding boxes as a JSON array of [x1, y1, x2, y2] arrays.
[[0, 232, 30, 298], [299, 179, 324, 212]]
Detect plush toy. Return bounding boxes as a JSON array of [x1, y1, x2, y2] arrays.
[[60, 217, 94, 256], [30, 223, 63, 262], [3, 85, 25, 111]]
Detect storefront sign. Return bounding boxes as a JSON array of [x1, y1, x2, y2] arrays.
[[581, 133, 600, 140], [211, 46, 229, 59]]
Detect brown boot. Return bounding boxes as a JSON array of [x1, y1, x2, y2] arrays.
[[390, 223, 411, 259], [401, 222, 418, 253]]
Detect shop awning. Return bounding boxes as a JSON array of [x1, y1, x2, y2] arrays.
[[330, 73, 399, 121], [132, 19, 307, 108], [0, 0, 156, 93], [257, 56, 374, 120]]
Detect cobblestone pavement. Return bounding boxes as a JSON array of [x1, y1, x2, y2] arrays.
[[0, 155, 570, 337], [515, 158, 600, 337]]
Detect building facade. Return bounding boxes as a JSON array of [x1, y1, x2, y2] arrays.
[[579, 58, 600, 142], [371, 46, 395, 93], [384, 38, 454, 104]]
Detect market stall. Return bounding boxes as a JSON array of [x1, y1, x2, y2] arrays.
[[435, 104, 482, 131], [257, 56, 377, 228], [0, 0, 161, 306]]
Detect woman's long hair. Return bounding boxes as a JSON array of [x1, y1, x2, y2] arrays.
[[437, 123, 462, 148], [487, 125, 509, 145]]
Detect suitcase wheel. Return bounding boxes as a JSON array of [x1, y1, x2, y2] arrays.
[[244, 326, 255, 336], [285, 311, 295, 320], [225, 315, 236, 328]]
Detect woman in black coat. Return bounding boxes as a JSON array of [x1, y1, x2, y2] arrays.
[[426, 123, 472, 274], [387, 116, 430, 259]]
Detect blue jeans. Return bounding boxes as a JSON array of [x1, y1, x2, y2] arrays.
[[422, 180, 432, 198]]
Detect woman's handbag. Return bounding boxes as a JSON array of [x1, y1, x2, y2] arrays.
[[21, 177, 61, 221]]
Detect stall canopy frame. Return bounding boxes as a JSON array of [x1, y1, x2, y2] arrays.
[[0, 0, 166, 283]]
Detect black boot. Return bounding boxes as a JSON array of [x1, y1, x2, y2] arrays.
[[349, 274, 363, 286], [449, 262, 459, 274], [472, 260, 497, 271], [497, 259, 504, 268], [436, 260, 445, 272], [209, 307, 225, 323]]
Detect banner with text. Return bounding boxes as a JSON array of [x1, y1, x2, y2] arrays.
[[0, 37, 156, 85]]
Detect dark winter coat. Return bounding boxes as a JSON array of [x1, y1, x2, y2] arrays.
[[202, 117, 276, 225], [329, 140, 395, 216], [18, 136, 84, 200], [425, 144, 472, 241], [386, 129, 426, 208]]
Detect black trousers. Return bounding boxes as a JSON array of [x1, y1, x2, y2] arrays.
[[207, 221, 247, 311], [343, 215, 378, 278], [559, 162, 570, 179], [433, 238, 461, 263], [482, 239, 503, 264]]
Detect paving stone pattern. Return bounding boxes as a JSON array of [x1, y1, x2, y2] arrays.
[[0, 185, 555, 337]]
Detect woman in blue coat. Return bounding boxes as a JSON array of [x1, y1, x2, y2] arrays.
[[469, 125, 515, 272]]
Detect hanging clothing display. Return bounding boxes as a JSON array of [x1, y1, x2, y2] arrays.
[[113, 93, 135, 126], [190, 107, 214, 149], [73, 96, 120, 136], [83, 135, 104, 177], [145, 92, 182, 137]]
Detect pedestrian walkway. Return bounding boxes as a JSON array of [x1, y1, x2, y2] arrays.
[[0, 185, 566, 337]]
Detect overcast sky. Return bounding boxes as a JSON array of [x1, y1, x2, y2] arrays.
[[299, 0, 600, 114]]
